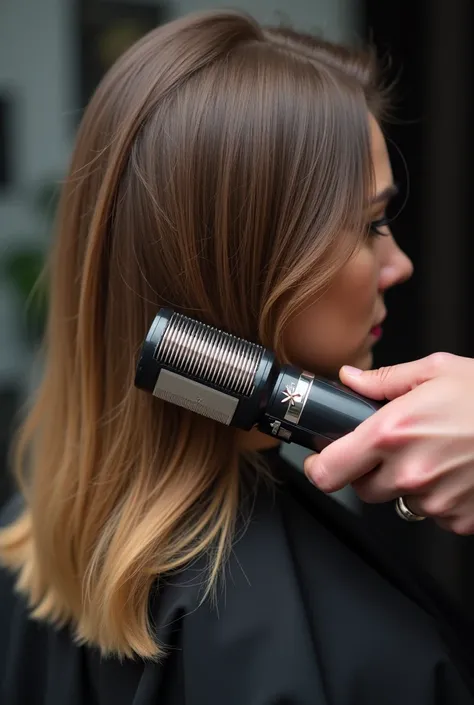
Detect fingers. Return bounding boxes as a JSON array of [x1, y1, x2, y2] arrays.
[[351, 444, 437, 504], [436, 515, 474, 536], [352, 461, 474, 535], [412, 469, 474, 535], [304, 389, 415, 491], [418, 498, 474, 535], [305, 352, 470, 500], [339, 352, 457, 402], [304, 419, 384, 492]]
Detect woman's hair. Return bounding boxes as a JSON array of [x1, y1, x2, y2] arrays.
[[0, 10, 384, 659]]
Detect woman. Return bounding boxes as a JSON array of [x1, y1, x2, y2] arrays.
[[0, 10, 472, 704]]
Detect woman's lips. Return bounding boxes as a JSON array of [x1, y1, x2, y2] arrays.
[[370, 324, 383, 339]]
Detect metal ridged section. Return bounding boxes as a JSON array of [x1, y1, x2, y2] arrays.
[[154, 312, 264, 397], [153, 388, 234, 424]]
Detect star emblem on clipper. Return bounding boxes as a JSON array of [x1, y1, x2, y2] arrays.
[[281, 385, 302, 407]]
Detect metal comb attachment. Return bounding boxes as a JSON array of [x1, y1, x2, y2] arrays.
[[154, 312, 264, 397]]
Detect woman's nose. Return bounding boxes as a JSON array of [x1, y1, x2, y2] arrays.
[[378, 237, 414, 292]]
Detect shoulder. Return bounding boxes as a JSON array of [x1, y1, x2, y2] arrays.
[[0, 495, 46, 698], [171, 454, 474, 703], [0, 494, 27, 653]]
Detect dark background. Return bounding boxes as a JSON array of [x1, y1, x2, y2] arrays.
[[362, 0, 474, 616]]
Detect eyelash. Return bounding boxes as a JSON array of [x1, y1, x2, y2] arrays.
[[369, 216, 391, 237]]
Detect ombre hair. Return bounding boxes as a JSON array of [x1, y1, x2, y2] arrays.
[[0, 10, 384, 658]]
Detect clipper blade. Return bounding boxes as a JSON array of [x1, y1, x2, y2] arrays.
[[155, 312, 264, 397]]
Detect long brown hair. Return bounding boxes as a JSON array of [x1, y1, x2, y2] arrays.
[[0, 10, 383, 658]]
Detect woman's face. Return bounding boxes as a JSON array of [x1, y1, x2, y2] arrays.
[[283, 115, 413, 376]]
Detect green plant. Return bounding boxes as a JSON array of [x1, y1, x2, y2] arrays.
[[3, 247, 48, 343], [1, 179, 60, 344]]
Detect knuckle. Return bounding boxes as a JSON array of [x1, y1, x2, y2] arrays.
[[393, 461, 433, 495], [373, 365, 394, 385], [372, 412, 416, 449], [393, 474, 417, 496], [427, 352, 454, 375], [372, 415, 401, 448]]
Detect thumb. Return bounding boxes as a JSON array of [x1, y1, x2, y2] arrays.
[[339, 354, 451, 401]]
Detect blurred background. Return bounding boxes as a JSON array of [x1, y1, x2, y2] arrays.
[[1, 0, 473, 614]]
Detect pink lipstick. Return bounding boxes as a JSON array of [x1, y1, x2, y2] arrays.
[[370, 324, 383, 339]]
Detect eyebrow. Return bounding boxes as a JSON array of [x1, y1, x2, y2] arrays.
[[369, 183, 399, 206]]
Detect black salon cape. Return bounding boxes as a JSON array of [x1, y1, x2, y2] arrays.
[[2, 449, 474, 705]]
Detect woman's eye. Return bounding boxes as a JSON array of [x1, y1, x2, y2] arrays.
[[369, 216, 391, 237]]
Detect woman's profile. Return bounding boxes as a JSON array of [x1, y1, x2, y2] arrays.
[[1, 10, 473, 704]]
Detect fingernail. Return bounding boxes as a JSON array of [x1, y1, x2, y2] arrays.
[[342, 365, 363, 376], [304, 459, 318, 486]]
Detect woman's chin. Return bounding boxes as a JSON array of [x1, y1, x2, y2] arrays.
[[294, 347, 374, 380], [351, 351, 373, 371]]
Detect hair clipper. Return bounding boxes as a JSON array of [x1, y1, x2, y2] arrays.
[[134, 308, 382, 452]]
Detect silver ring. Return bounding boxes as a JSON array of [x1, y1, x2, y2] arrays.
[[395, 496, 426, 522]]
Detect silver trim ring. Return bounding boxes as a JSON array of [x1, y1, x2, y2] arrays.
[[282, 372, 314, 425], [395, 496, 426, 522]]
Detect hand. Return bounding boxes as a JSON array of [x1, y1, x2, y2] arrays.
[[304, 353, 474, 535]]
